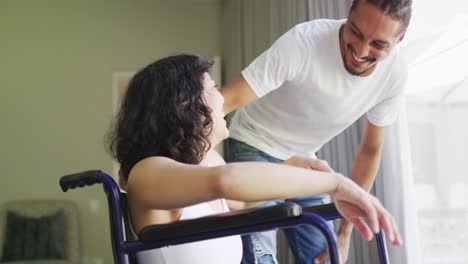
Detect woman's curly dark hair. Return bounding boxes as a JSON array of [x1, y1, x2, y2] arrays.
[[107, 54, 214, 179]]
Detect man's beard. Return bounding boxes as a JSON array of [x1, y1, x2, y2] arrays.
[[342, 53, 376, 76]]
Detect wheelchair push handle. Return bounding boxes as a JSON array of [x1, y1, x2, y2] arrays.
[[60, 170, 103, 192]]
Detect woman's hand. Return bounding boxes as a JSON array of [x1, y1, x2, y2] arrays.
[[333, 176, 402, 246]]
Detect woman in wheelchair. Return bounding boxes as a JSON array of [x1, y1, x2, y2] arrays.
[[107, 54, 401, 264]]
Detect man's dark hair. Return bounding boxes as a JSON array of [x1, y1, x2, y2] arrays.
[[351, 0, 412, 31], [107, 54, 214, 179]]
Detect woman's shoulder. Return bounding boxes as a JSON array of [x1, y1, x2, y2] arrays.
[[135, 156, 179, 169], [128, 156, 179, 181]]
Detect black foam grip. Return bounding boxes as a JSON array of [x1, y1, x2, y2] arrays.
[[59, 170, 102, 192], [302, 203, 338, 215]]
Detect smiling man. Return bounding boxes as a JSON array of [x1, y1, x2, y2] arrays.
[[221, 0, 412, 263]]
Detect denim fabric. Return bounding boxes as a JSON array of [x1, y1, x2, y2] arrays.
[[225, 138, 331, 264]]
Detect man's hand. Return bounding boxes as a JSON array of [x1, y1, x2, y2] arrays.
[[314, 221, 353, 264], [333, 178, 402, 245], [337, 230, 352, 264], [313, 250, 329, 264], [283, 155, 334, 172]]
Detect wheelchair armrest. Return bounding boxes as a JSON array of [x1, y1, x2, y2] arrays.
[[302, 203, 341, 221], [138, 202, 302, 242]]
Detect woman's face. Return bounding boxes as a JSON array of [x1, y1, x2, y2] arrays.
[[202, 72, 229, 144]]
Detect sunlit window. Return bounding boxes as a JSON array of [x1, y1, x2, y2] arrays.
[[403, 0, 468, 263]]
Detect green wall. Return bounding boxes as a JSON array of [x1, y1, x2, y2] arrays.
[[0, 1, 222, 263]]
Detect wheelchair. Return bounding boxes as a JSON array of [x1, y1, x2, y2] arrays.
[[59, 170, 389, 264]]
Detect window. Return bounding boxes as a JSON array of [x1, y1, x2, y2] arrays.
[[403, 1, 468, 263]]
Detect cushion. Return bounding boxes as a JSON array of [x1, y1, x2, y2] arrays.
[[1, 209, 65, 261]]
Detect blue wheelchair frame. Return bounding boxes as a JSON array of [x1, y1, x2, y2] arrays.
[[59, 170, 389, 264]]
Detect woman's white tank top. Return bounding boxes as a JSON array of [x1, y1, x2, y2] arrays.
[[136, 199, 242, 264]]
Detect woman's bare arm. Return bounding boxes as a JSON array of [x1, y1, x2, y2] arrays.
[[127, 156, 401, 245], [127, 156, 340, 210]]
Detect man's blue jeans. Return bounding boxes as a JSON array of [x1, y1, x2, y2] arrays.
[[225, 138, 331, 264]]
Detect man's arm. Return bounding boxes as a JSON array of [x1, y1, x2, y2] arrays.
[[341, 118, 387, 225], [334, 119, 387, 263], [352, 119, 387, 190], [221, 74, 258, 114]]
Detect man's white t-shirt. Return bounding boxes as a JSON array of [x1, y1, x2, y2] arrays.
[[136, 199, 242, 264], [229, 19, 408, 160]]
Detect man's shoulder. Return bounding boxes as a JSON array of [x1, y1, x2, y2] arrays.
[[285, 19, 344, 48], [382, 48, 409, 80], [293, 19, 344, 35], [369, 48, 408, 94]]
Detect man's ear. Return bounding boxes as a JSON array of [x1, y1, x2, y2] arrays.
[[398, 33, 405, 43]]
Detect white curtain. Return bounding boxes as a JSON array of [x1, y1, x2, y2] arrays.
[[375, 104, 421, 264], [222, 0, 309, 83], [222, 2, 309, 262], [318, 107, 421, 264], [222, 1, 419, 263]]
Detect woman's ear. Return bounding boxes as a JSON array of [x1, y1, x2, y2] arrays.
[[118, 167, 128, 191]]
